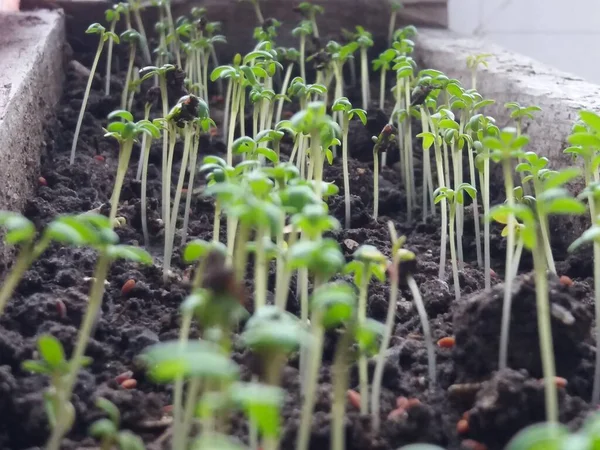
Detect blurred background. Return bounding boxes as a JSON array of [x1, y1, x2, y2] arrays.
[[449, 0, 600, 83]]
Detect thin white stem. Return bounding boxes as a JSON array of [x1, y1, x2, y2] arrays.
[[407, 275, 436, 385]]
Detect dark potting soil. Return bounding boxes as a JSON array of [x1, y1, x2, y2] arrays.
[[0, 49, 596, 450]]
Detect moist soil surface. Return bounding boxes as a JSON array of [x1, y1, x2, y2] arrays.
[[0, 47, 597, 450]]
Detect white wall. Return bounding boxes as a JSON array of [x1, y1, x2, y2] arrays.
[[448, 0, 600, 84]]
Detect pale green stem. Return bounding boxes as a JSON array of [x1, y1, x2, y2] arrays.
[[342, 118, 352, 228], [181, 132, 201, 245], [331, 329, 352, 450], [275, 63, 294, 124], [358, 263, 370, 414], [109, 140, 134, 226], [105, 21, 117, 96], [140, 135, 153, 249], [498, 159, 516, 371], [296, 318, 325, 450], [449, 203, 460, 301], [407, 274, 436, 384], [121, 44, 136, 111], [371, 261, 398, 432], [533, 241, 558, 422], [70, 38, 104, 165], [254, 227, 267, 310], [46, 254, 111, 450]]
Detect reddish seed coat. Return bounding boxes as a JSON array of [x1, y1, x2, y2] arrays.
[[283, 111, 293, 119], [559, 275, 574, 287], [387, 407, 406, 420], [462, 410, 471, 421], [490, 269, 497, 278], [121, 279, 136, 295], [347, 389, 361, 410], [163, 404, 173, 414], [457, 419, 469, 435], [38, 177, 47, 186], [120, 379, 137, 389], [209, 127, 218, 137], [396, 396, 409, 409], [406, 398, 421, 408], [437, 336, 456, 348], [461, 439, 487, 450], [94, 155, 105, 162], [555, 376, 568, 388], [55, 300, 67, 319], [115, 371, 133, 384]]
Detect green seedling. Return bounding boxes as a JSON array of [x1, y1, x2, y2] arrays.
[[138, 116, 162, 248], [434, 183, 477, 301], [22, 335, 89, 443], [127, 0, 151, 64], [142, 339, 240, 450], [466, 53, 492, 90], [104, 4, 125, 96], [296, 1, 323, 38], [242, 306, 307, 450], [344, 245, 387, 414], [388, 1, 403, 46], [505, 102, 542, 137], [292, 20, 313, 83], [469, 113, 499, 291], [43, 214, 151, 450], [249, 86, 276, 138], [296, 282, 354, 450], [89, 398, 145, 450], [354, 26, 374, 110], [515, 152, 574, 273], [493, 181, 584, 424], [506, 412, 600, 449], [371, 124, 396, 221], [119, 29, 141, 110], [274, 47, 300, 124], [139, 64, 175, 230], [492, 187, 530, 280], [230, 382, 284, 450], [331, 97, 367, 228], [290, 102, 340, 199], [199, 156, 241, 245], [171, 242, 231, 450], [325, 40, 358, 108], [570, 182, 600, 405], [104, 110, 160, 226], [484, 127, 528, 371], [70, 23, 119, 165], [393, 57, 418, 220], [0, 213, 49, 316], [373, 48, 397, 111]]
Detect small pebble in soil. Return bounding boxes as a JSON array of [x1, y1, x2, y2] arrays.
[[120, 378, 137, 389], [38, 176, 47, 186], [538, 376, 568, 388], [437, 336, 456, 348], [559, 275, 574, 287], [347, 389, 361, 410], [115, 371, 133, 384], [121, 279, 136, 295]]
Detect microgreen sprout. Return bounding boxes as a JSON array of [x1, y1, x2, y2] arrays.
[[434, 183, 477, 301], [295, 1, 324, 39], [0, 213, 49, 316], [119, 29, 141, 110], [296, 282, 355, 450], [354, 26, 374, 110], [103, 110, 160, 226], [42, 214, 152, 450], [89, 398, 145, 450], [292, 21, 313, 83], [466, 53, 492, 90], [373, 48, 397, 111], [493, 173, 584, 424], [344, 245, 387, 413], [388, 1, 403, 45], [484, 127, 528, 371], [332, 97, 367, 227], [70, 23, 119, 165], [104, 4, 125, 96]]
